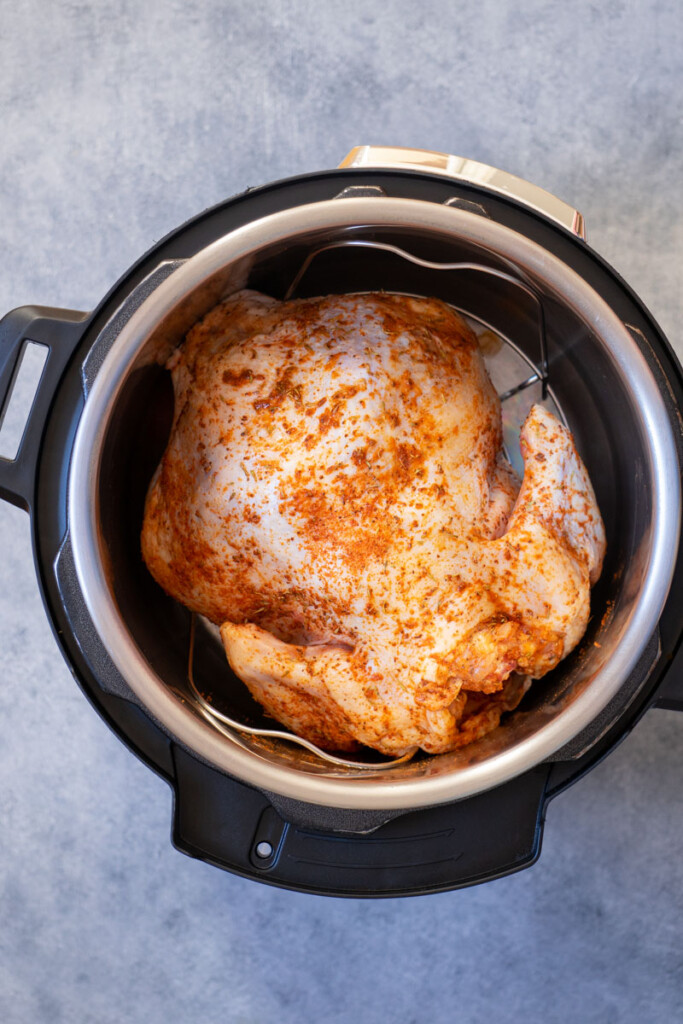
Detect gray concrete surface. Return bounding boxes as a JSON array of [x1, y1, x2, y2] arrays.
[[1, 1, 682, 1021]]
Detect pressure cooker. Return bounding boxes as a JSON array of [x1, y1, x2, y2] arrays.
[[2, 146, 683, 897]]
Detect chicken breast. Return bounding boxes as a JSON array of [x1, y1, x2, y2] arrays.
[[142, 290, 606, 755]]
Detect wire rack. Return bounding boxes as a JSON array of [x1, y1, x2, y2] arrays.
[[186, 237, 562, 770]]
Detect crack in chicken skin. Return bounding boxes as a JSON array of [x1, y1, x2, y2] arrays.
[[141, 290, 606, 756]]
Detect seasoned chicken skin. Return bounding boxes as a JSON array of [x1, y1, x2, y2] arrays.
[[142, 290, 605, 755]]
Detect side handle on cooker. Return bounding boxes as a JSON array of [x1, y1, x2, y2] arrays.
[[653, 640, 683, 712], [339, 145, 587, 239], [171, 745, 551, 896], [0, 305, 89, 512]]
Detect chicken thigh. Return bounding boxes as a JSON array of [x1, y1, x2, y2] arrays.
[[142, 290, 605, 755]]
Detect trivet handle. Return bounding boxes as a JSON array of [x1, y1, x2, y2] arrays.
[[339, 146, 586, 239], [0, 306, 89, 511]]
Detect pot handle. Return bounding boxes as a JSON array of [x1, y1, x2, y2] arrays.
[[171, 745, 551, 896], [0, 306, 89, 512], [654, 640, 683, 711], [339, 145, 586, 239]]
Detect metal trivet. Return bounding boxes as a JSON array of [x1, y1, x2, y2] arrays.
[[186, 614, 418, 770], [185, 237, 561, 769], [284, 238, 550, 404]]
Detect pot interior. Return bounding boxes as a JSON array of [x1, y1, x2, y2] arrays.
[[96, 218, 657, 785]]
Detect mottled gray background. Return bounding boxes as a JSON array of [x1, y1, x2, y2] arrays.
[[1, 1, 682, 1021]]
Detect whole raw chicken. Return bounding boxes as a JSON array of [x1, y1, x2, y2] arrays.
[[141, 290, 605, 756]]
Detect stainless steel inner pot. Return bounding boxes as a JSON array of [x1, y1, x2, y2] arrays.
[[67, 196, 681, 811]]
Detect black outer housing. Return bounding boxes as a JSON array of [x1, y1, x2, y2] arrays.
[[2, 166, 683, 897]]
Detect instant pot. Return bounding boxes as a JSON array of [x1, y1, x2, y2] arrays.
[[3, 145, 683, 898]]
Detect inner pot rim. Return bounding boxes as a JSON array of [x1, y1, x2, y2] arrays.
[[67, 196, 681, 810]]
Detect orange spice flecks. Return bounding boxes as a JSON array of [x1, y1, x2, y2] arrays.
[[141, 290, 606, 757]]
